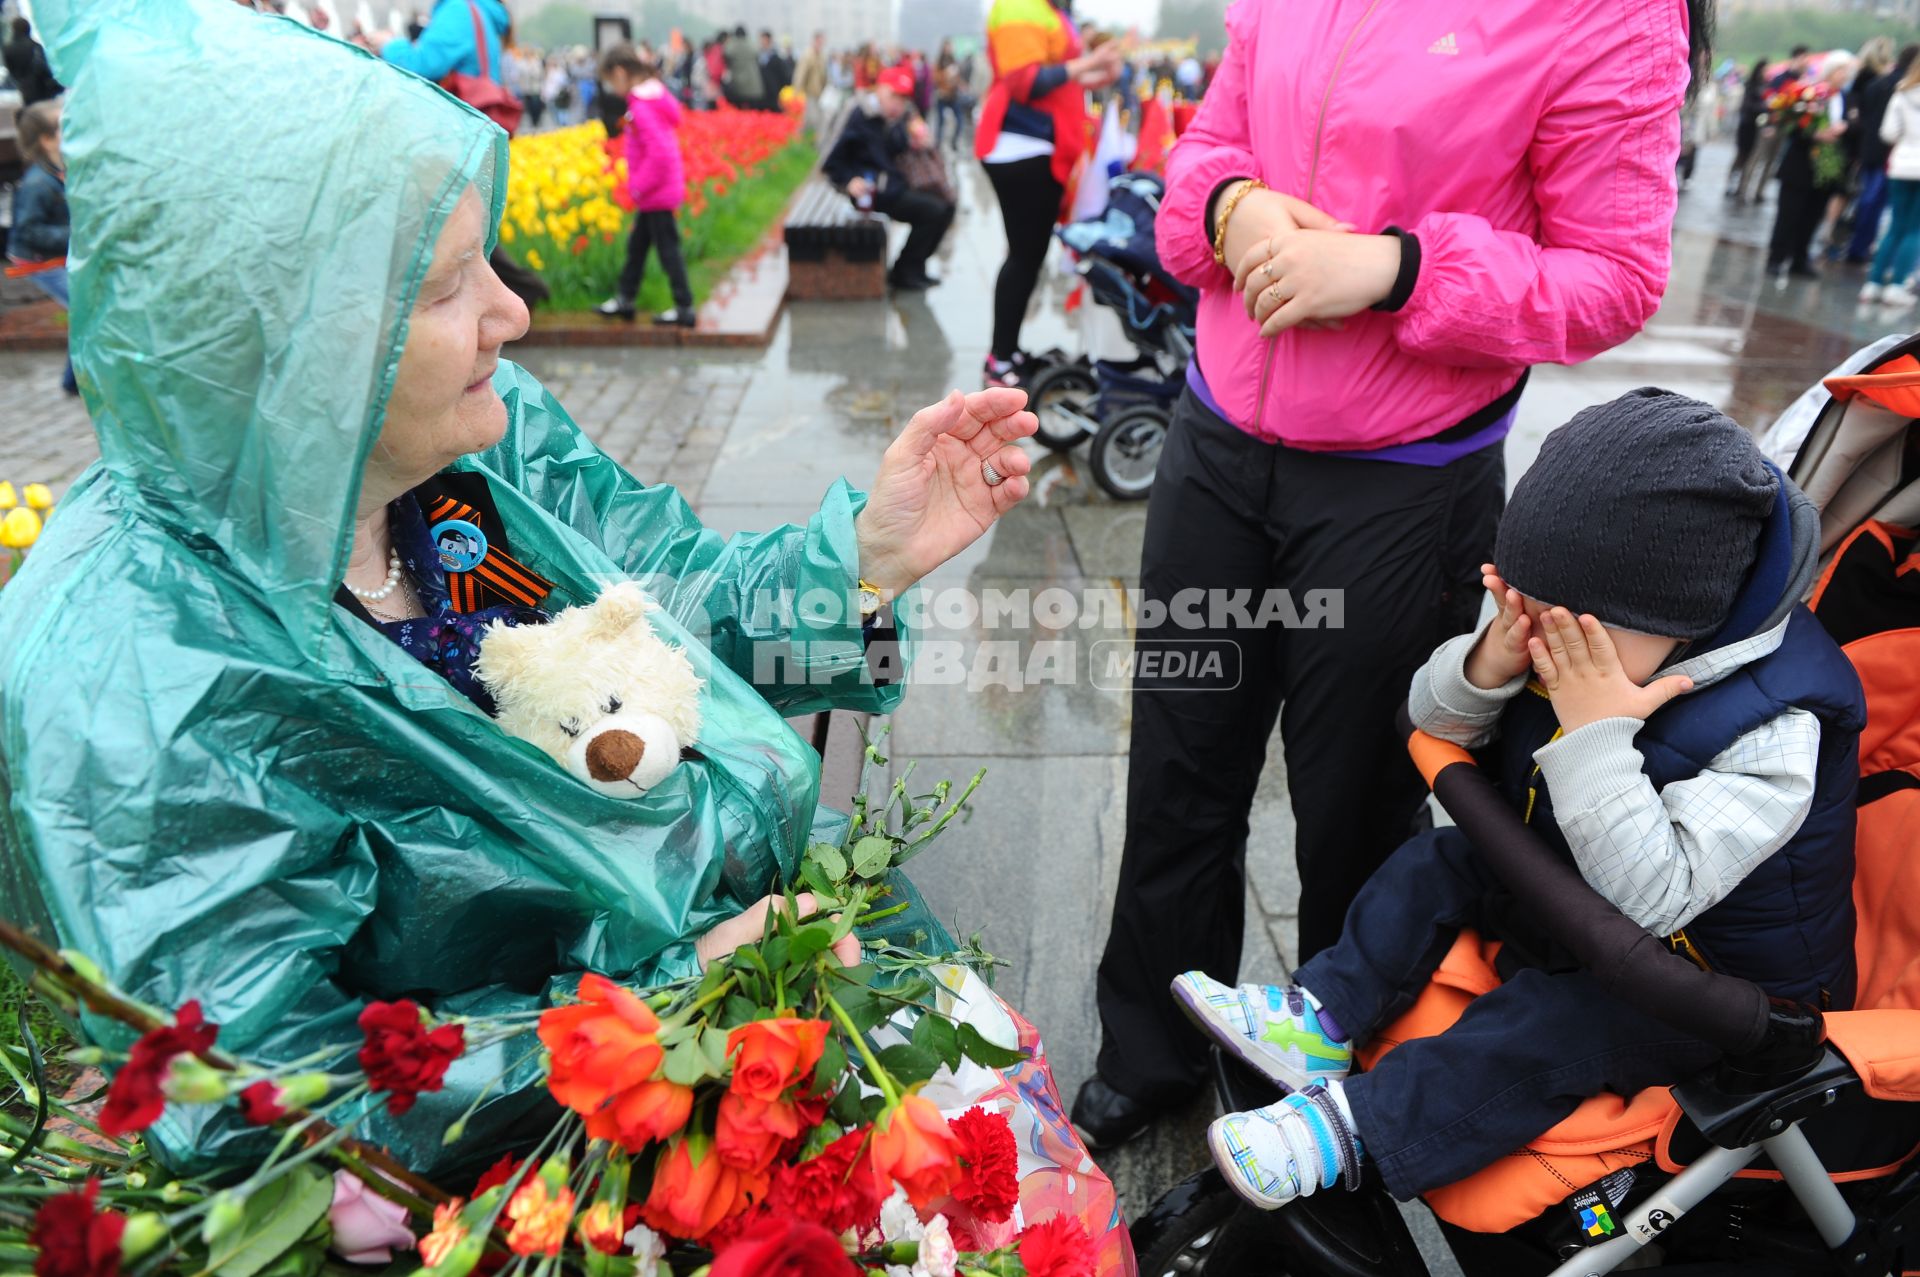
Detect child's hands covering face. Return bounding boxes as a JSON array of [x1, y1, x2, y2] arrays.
[[1529, 608, 1693, 733], [1463, 565, 1533, 690]]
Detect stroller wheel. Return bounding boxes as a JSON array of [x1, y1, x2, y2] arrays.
[[1133, 1165, 1299, 1276], [1027, 363, 1100, 452], [1090, 405, 1168, 500]]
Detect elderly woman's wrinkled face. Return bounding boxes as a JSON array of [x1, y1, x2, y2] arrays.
[[364, 191, 529, 509]]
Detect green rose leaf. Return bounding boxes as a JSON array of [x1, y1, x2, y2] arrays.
[[956, 1022, 1029, 1070], [807, 842, 849, 882], [912, 1010, 962, 1070], [663, 1037, 712, 1086], [875, 1042, 939, 1087], [851, 835, 894, 880], [788, 922, 835, 964], [207, 1164, 333, 1277]]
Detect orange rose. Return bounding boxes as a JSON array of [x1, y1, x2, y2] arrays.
[[540, 975, 691, 1150], [417, 1199, 467, 1268], [868, 1094, 961, 1206], [727, 1017, 830, 1103], [642, 1134, 768, 1241], [505, 1179, 575, 1256], [583, 1076, 695, 1150], [576, 1200, 626, 1255], [715, 1091, 812, 1171]]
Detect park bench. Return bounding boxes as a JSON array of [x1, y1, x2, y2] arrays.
[[783, 175, 887, 302]]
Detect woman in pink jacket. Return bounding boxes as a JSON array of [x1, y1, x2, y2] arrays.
[[1076, 0, 1704, 1148], [596, 43, 696, 327]]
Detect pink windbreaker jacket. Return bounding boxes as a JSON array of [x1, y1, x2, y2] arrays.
[[1160, 0, 1690, 450], [624, 83, 686, 213]]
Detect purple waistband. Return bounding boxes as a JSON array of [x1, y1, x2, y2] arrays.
[[1185, 360, 1514, 467]]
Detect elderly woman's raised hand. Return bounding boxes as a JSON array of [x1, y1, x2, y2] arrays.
[[853, 388, 1038, 599]]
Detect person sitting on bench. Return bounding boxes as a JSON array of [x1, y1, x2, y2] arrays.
[[822, 65, 955, 293]]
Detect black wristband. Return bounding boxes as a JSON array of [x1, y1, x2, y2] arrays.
[[1371, 226, 1422, 313], [1205, 175, 1256, 245]]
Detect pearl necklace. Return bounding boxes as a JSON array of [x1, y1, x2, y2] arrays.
[[346, 547, 404, 602]]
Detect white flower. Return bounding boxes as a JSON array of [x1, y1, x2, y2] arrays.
[[879, 1187, 925, 1243], [918, 1214, 959, 1277], [624, 1222, 667, 1265]]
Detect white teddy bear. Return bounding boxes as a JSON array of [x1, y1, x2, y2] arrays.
[[474, 581, 703, 796]]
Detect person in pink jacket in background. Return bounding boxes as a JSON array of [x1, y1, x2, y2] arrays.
[[596, 42, 697, 327], [1074, 0, 1709, 1150]]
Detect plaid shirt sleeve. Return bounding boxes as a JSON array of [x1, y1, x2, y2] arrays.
[[1407, 623, 1531, 749], [1534, 707, 1823, 935]]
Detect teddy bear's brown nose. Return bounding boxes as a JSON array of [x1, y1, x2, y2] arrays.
[[585, 730, 645, 782]]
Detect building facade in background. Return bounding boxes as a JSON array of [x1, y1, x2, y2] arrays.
[[672, 0, 896, 45]]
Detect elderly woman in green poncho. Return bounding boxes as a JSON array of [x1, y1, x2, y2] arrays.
[[0, 0, 1037, 1179]]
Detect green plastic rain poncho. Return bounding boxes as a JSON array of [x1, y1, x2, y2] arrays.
[[0, 0, 928, 1180]]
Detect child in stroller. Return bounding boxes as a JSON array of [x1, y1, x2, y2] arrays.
[[1133, 363, 1920, 1276], [1181, 387, 1862, 1210], [1026, 172, 1197, 500]]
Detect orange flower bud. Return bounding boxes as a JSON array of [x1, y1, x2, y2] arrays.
[[417, 1199, 468, 1267], [642, 1135, 768, 1241], [576, 1200, 625, 1255], [505, 1179, 574, 1256], [868, 1094, 961, 1207]]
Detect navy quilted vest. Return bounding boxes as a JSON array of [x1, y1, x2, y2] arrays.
[[1491, 608, 1865, 1008]]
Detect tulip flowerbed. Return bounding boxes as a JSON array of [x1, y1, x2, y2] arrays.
[[500, 107, 814, 315]]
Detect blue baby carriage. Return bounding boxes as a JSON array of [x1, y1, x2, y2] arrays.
[[1027, 172, 1197, 501]]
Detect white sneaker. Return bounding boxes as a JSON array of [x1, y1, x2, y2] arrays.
[[1861, 283, 1884, 303], [1883, 284, 1919, 308], [1208, 1085, 1364, 1210], [1170, 972, 1353, 1092]]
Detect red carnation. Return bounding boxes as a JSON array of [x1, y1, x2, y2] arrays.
[[29, 1180, 126, 1277], [99, 1001, 219, 1137], [766, 1128, 884, 1236], [709, 1215, 857, 1277], [472, 1154, 524, 1197], [357, 1000, 464, 1116], [237, 1080, 286, 1125], [1018, 1214, 1096, 1277], [948, 1106, 1018, 1225]]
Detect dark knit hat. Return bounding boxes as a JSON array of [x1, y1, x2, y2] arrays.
[[1495, 388, 1778, 640]]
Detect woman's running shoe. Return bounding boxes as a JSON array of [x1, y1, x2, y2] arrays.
[[1209, 1084, 1364, 1210], [981, 350, 1042, 390], [1171, 972, 1352, 1092]]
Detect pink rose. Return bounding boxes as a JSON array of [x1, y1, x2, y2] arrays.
[[329, 1170, 416, 1264]]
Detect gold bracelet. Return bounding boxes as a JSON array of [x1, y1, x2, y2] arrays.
[[1211, 178, 1266, 268]]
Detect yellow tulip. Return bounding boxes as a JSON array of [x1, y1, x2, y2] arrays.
[[499, 221, 516, 244], [23, 483, 53, 510], [525, 249, 545, 271], [0, 482, 15, 509], [0, 506, 41, 549]]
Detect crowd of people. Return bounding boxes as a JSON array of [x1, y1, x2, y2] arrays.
[[1714, 37, 1920, 304]]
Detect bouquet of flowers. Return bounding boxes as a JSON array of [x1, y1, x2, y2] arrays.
[[0, 742, 1127, 1276], [1766, 80, 1848, 189]]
